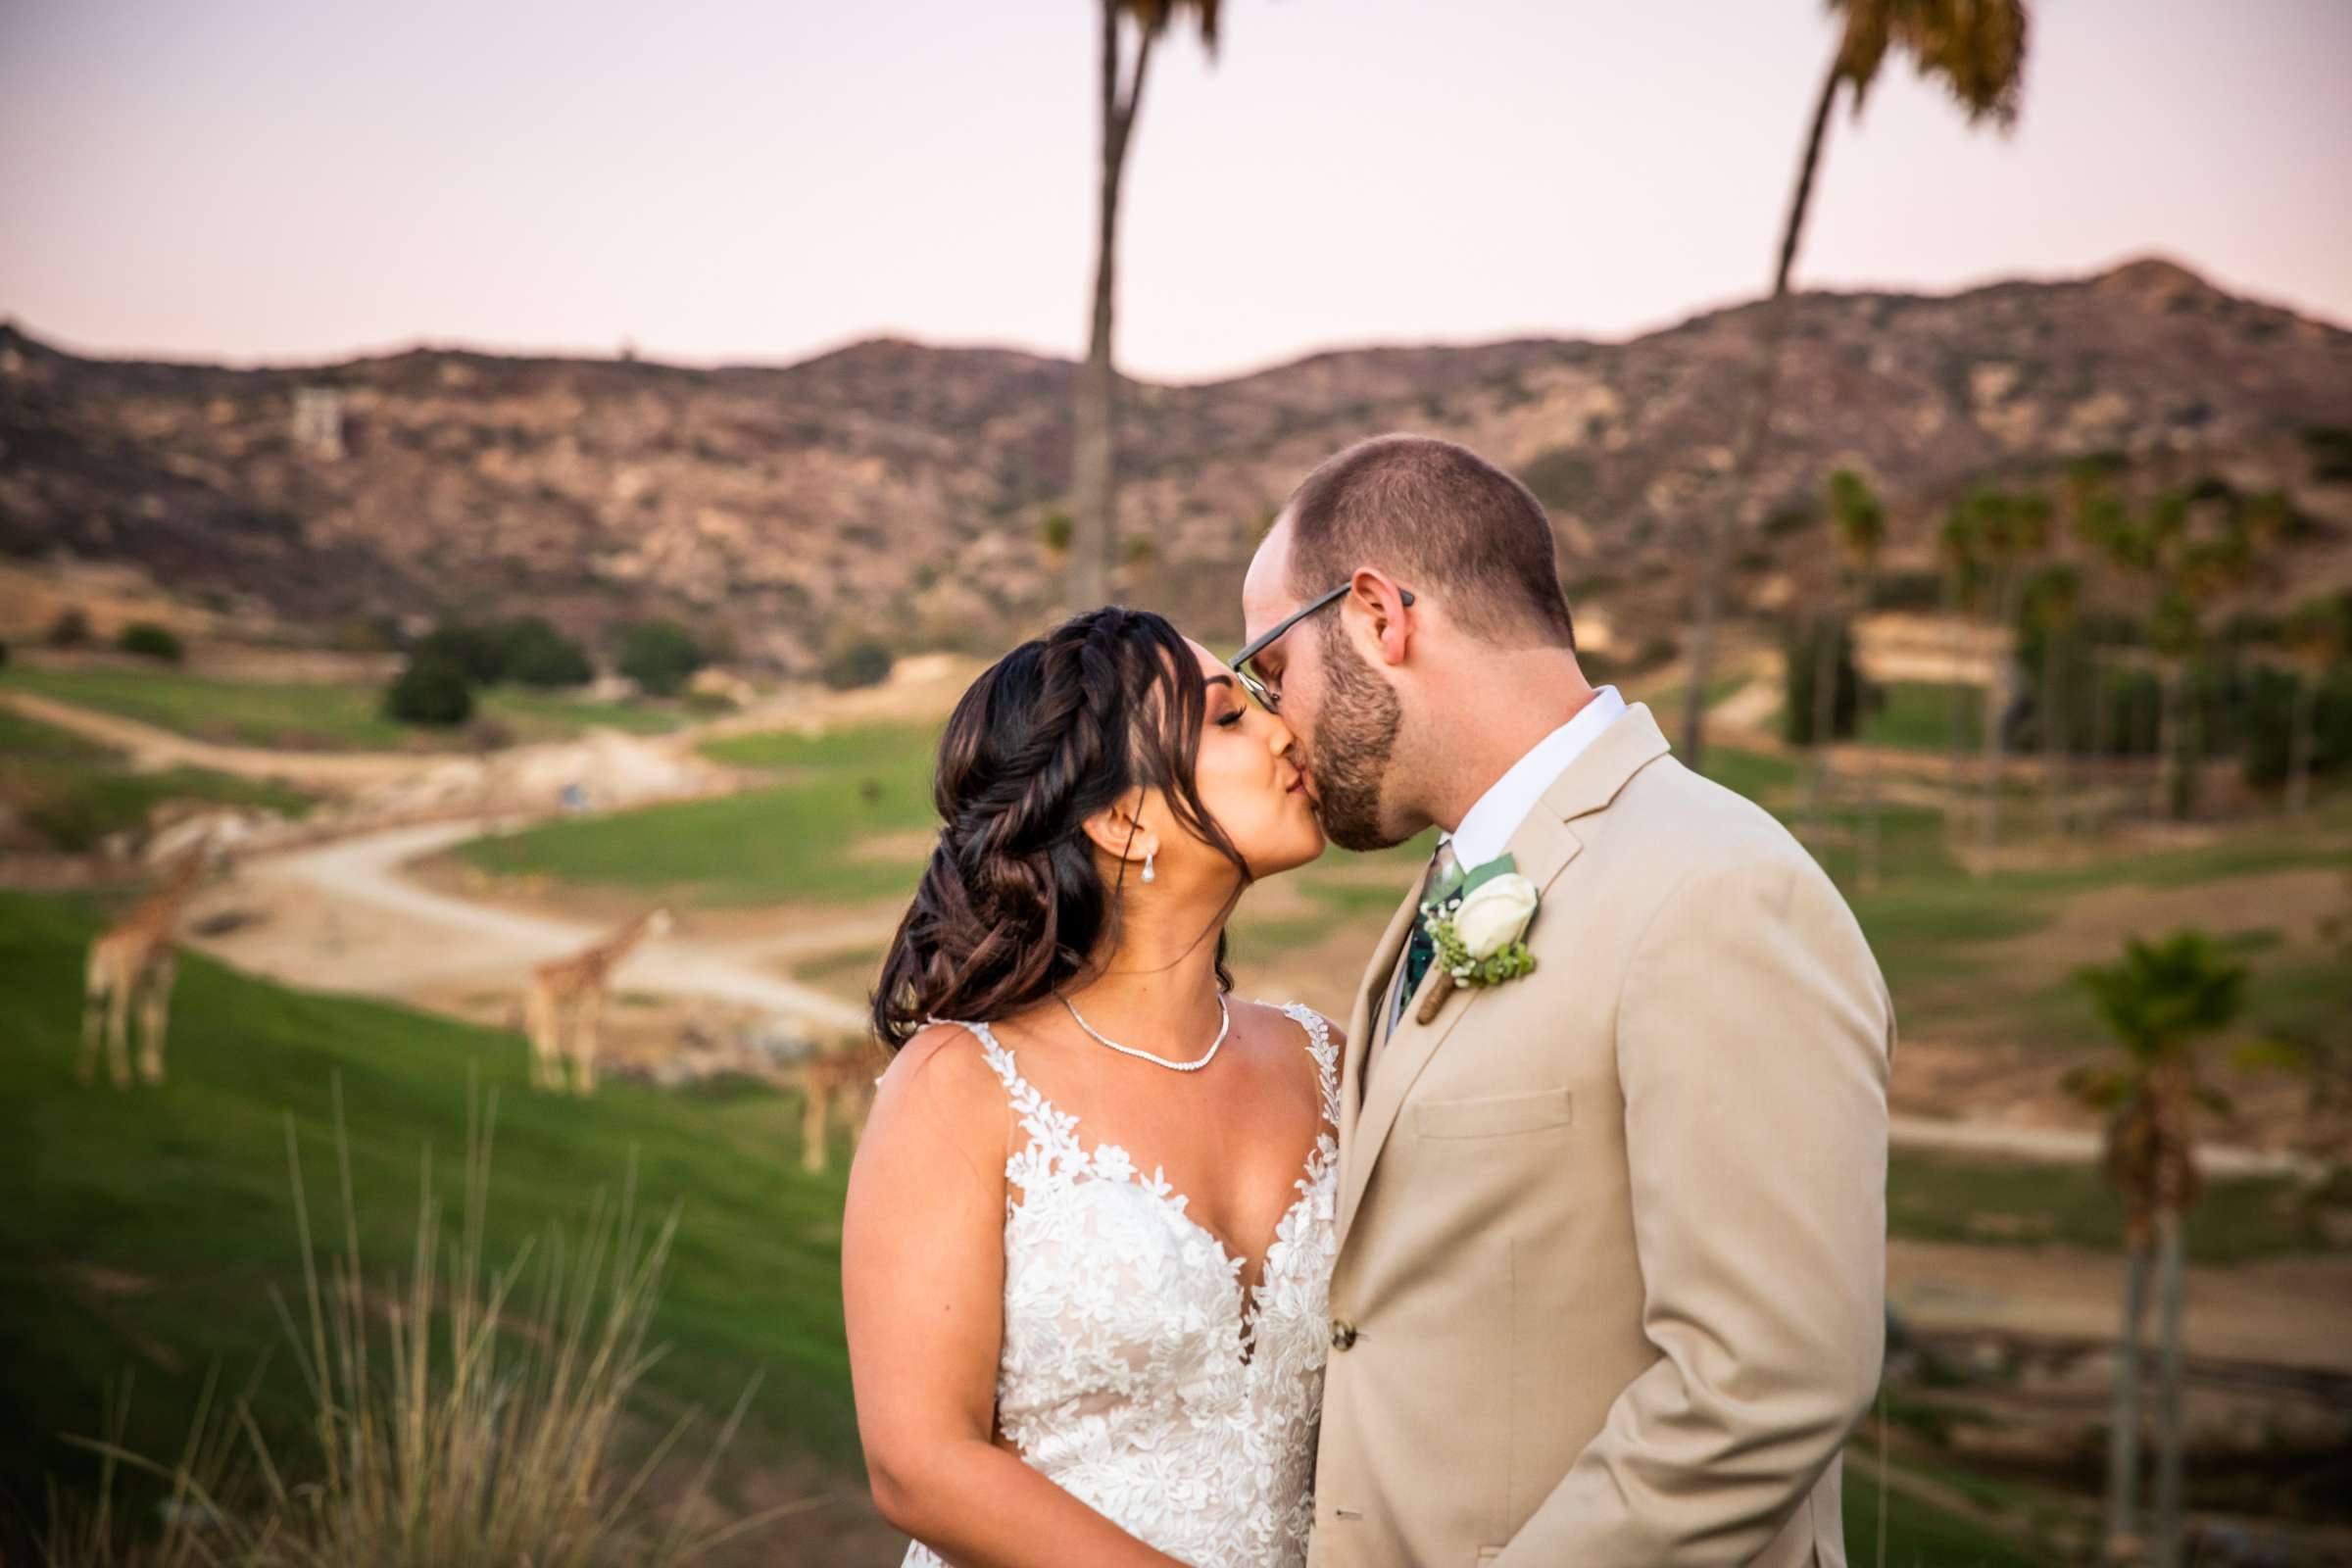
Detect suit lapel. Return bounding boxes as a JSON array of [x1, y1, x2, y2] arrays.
[[1341, 881, 1423, 1147], [1334, 704, 1674, 1248]]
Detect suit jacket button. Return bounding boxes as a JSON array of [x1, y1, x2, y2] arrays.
[[1330, 1318, 1357, 1350]]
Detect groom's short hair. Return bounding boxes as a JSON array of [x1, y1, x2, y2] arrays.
[[1282, 434, 1576, 649]]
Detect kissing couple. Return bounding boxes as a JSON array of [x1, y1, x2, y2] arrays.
[[843, 434, 1894, 1567]]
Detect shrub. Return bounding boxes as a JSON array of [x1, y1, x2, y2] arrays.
[[820, 636, 894, 692], [1781, 617, 1867, 747], [382, 654, 475, 727], [411, 622, 508, 686], [616, 620, 705, 698], [115, 621, 184, 662], [1518, 448, 1594, 512], [2304, 425, 2352, 484], [498, 616, 594, 688], [1040, 512, 1073, 554], [45, 608, 92, 648], [2242, 662, 2352, 788]]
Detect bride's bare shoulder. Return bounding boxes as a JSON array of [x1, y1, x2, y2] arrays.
[[866, 1021, 1014, 1156]]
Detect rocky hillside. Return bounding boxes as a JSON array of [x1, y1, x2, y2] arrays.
[[4, 258, 2349, 669]]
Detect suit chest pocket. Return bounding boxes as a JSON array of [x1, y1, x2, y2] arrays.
[[1411, 1088, 1573, 1140]]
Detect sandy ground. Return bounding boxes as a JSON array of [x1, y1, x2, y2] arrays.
[[191, 819, 868, 1033], [1888, 1238, 2352, 1373], [1, 688, 427, 789]]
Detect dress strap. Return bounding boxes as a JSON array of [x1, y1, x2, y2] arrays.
[[1273, 1002, 1341, 1129], [925, 1017, 1081, 1187]]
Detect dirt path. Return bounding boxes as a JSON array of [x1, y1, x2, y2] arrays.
[[1888, 1237, 2352, 1373], [195, 820, 865, 1031], [0, 688, 426, 789]]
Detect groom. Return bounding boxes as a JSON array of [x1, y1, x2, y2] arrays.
[[1239, 435, 1892, 1567]]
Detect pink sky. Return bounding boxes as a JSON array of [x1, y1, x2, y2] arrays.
[[3, 0, 2347, 381]]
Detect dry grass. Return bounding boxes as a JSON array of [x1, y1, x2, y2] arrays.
[[38, 1081, 814, 1567]]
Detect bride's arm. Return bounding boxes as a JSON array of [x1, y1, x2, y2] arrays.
[[843, 1024, 1189, 1568]]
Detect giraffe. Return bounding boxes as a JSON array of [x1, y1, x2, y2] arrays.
[[786, 1041, 881, 1175], [79, 844, 213, 1088], [522, 907, 673, 1094]]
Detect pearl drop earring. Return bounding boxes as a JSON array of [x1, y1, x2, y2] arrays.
[[1142, 849, 1156, 884]]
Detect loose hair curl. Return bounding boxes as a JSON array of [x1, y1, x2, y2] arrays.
[[872, 608, 1249, 1048]]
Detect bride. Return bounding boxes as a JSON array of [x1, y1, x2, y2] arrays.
[[842, 605, 1342, 1568]]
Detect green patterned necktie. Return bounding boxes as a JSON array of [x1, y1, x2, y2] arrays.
[[1396, 840, 1464, 1020]]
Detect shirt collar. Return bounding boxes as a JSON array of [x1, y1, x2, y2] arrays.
[[1441, 686, 1627, 869]]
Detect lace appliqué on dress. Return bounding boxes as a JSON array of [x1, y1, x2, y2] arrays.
[[902, 1002, 1341, 1568]]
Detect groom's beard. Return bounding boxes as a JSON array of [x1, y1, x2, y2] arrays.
[[1304, 622, 1405, 852]]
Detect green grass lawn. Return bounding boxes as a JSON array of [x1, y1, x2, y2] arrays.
[[1863, 680, 1984, 754], [0, 888, 862, 1536], [0, 664, 690, 751], [466, 722, 948, 906], [1887, 1149, 2328, 1263], [0, 708, 317, 850], [2, 885, 2087, 1565]]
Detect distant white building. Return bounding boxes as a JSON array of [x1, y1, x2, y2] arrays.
[[292, 385, 345, 460]]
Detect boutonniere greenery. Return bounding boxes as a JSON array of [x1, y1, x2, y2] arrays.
[[1415, 856, 1541, 1024]]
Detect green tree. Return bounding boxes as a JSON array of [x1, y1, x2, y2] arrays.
[[383, 654, 475, 728], [115, 621, 185, 663], [2021, 562, 2081, 835], [2064, 931, 2249, 1568], [1955, 486, 2049, 862], [1805, 469, 1886, 883], [1680, 0, 2029, 768], [2279, 594, 2351, 814], [1067, 0, 1222, 611], [616, 620, 706, 698], [497, 616, 595, 688]]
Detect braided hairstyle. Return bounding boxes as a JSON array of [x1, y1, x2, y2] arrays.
[[872, 607, 1249, 1048]]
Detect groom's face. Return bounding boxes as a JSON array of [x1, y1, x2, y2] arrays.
[[1242, 520, 1408, 853]]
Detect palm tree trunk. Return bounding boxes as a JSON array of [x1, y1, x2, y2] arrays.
[[2044, 635, 2069, 838], [1680, 53, 1842, 770], [1977, 571, 2017, 868], [2155, 662, 2183, 819], [2104, 1241, 2152, 1565], [1809, 612, 1840, 847], [2151, 1209, 2188, 1568], [1067, 3, 1153, 611], [1857, 565, 1881, 891], [2287, 670, 2318, 815]]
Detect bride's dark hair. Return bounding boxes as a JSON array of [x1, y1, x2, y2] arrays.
[[872, 607, 1249, 1048]]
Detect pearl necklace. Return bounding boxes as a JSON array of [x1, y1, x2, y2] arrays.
[[1058, 991, 1231, 1073]]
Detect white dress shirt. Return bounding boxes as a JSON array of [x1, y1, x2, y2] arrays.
[[1387, 685, 1627, 1032], [1442, 685, 1628, 869]]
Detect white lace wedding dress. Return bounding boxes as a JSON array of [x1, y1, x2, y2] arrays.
[[902, 1002, 1341, 1568]]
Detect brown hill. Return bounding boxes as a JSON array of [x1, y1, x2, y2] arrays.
[[4, 258, 2349, 669]]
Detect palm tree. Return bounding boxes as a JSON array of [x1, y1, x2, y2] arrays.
[[1067, 0, 1222, 611], [2150, 520, 2248, 819], [2024, 562, 2082, 836], [1805, 469, 1887, 883], [1964, 487, 2050, 861], [2066, 931, 2249, 1568], [1679, 0, 2030, 768], [2281, 595, 2351, 814]]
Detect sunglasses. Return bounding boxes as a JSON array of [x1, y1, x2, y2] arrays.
[[1230, 582, 1414, 713]]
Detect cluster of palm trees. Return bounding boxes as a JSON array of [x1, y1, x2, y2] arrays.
[[1785, 459, 2345, 900]]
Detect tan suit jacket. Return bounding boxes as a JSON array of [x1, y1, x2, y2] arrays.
[[1309, 705, 1892, 1568]]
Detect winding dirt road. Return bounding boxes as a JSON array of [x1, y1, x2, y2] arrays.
[[192, 819, 867, 1032]]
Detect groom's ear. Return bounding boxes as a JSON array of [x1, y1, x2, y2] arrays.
[[1347, 567, 1415, 668]]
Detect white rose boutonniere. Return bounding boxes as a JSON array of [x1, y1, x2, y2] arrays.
[[1414, 856, 1541, 1024]]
